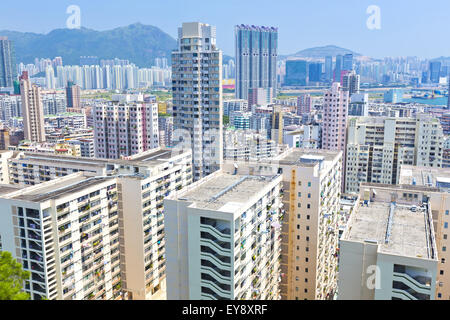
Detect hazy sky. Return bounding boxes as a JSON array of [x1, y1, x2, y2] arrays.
[[1, 0, 449, 58]]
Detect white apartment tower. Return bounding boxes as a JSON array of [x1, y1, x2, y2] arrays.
[[165, 171, 283, 300], [172, 22, 223, 181]]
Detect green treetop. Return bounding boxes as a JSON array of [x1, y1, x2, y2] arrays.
[[0, 251, 30, 300]]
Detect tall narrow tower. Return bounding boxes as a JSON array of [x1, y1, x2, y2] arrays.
[[20, 71, 46, 142], [0, 36, 16, 88], [235, 25, 278, 101], [172, 22, 223, 181]]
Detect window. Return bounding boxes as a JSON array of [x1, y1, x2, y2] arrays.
[[307, 215, 310, 220], [307, 204, 311, 209], [306, 226, 310, 231], [444, 234, 448, 240], [308, 182, 311, 187], [305, 268, 308, 273], [438, 293, 442, 298], [305, 258, 309, 262], [304, 289, 308, 293], [440, 270, 444, 275], [298, 192, 302, 197], [308, 193, 311, 198], [444, 247, 447, 252], [446, 210, 449, 216], [445, 222, 449, 229], [305, 278, 308, 283]]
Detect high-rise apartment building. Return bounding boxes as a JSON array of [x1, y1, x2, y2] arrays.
[[334, 55, 343, 82], [271, 106, 284, 145], [223, 148, 343, 300], [172, 22, 223, 181], [322, 82, 349, 152], [235, 24, 278, 100], [342, 54, 353, 71], [338, 183, 438, 300], [20, 72, 46, 143], [308, 63, 323, 83], [297, 94, 312, 116], [342, 70, 360, 96], [398, 165, 450, 300], [430, 61, 442, 83], [324, 56, 333, 82], [345, 115, 444, 194], [94, 94, 159, 159], [1, 148, 193, 300], [165, 170, 283, 300], [66, 81, 81, 109], [0, 36, 16, 88]]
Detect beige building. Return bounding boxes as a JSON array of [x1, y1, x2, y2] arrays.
[[338, 183, 438, 300], [345, 114, 444, 194], [398, 165, 450, 300], [223, 148, 343, 300], [20, 72, 46, 143]]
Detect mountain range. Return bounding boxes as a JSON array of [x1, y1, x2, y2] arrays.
[[1, 24, 366, 67], [0, 23, 177, 68]]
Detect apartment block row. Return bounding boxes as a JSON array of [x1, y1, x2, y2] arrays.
[[0, 148, 193, 300]]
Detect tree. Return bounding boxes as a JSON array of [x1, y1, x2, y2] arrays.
[[0, 251, 30, 300]]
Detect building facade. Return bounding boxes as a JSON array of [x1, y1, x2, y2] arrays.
[[172, 22, 223, 181]]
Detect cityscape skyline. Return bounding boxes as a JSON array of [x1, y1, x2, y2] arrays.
[[1, 0, 450, 59], [1, 1, 450, 304]]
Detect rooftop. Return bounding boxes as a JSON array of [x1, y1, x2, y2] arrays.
[[345, 201, 435, 259], [400, 165, 450, 192], [177, 172, 280, 211], [7, 173, 114, 202], [11, 148, 187, 169], [276, 148, 341, 167]]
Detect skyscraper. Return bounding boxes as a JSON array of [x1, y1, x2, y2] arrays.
[[235, 25, 278, 100], [430, 61, 442, 83], [342, 70, 360, 96], [325, 56, 333, 82], [308, 62, 323, 83], [342, 53, 353, 71], [334, 55, 343, 82], [0, 36, 16, 88], [20, 71, 46, 143], [66, 81, 81, 109], [284, 60, 308, 86], [172, 22, 223, 181]]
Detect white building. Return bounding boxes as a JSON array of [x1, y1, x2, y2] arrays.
[[165, 171, 283, 300], [338, 185, 438, 300]]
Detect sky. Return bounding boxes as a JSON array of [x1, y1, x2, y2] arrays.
[[0, 0, 449, 59]]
